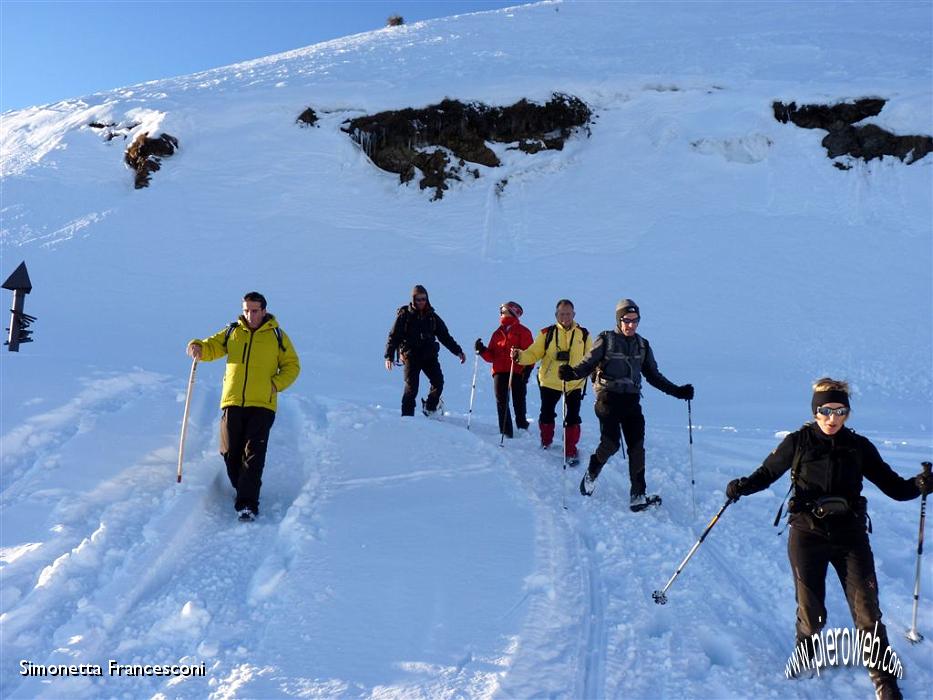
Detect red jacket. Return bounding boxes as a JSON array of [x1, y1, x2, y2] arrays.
[[480, 318, 534, 374]]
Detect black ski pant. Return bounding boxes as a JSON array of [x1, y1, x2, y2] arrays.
[[788, 520, 900, 690], [493, 371, 529, 437], [538, 385, 582, 427], [220, 405, 276, 514], [402, 353, 444, 416], [589, 392, 646, 497]]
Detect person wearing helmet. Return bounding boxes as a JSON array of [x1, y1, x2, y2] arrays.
[[475, 301, 534, 439]]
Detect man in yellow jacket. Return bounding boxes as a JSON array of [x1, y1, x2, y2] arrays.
[[187, 291, 300, 522], [512, 299, 592, 463]]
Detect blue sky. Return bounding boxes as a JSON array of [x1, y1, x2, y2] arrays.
[[0, 0, 521, 112]]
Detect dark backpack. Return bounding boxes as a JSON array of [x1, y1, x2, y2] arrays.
[[222, 322, 286, 352], [592, 331, 646, 392]]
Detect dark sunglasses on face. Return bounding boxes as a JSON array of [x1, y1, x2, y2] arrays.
[[414, 296, 427, 302], [816, 406, 849, 417], [620, 317, 640, 325]]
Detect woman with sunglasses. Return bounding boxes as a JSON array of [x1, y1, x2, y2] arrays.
[[725, 378, 931, 700]]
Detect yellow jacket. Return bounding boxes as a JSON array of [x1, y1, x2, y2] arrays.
[[190, 315, 300, 411], [517, 322, 592, 392]]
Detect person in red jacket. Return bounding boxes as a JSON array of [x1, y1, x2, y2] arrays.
[[475, 301, 534, 439]]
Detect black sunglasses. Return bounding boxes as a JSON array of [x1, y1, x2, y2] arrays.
[[816, 407, 849, 417]]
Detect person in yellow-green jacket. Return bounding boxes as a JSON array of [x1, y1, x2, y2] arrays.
[[186, 291, 300, 522], [511, 299, 591, 464]]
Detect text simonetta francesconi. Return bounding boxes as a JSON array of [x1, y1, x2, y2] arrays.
[[20, 660, 207, 677]]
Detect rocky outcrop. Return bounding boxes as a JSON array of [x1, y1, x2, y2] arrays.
[[125, 132, 178, 189], [773, 98, 931, 165], [297, 107, 318, 127], [342, 93, 592, 199]]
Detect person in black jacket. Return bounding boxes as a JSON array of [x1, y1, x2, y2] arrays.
[[385, 285, 465, 417], [726, 378, 932, 700], [558, 299, 693, 507]]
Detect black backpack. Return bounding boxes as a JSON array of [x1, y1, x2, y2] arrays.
[[592, 331, 646, 392]]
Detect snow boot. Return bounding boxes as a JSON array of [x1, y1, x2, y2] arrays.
[[580, 455, 601, 496], [630, 494, 662, 512], [421, 398, 444, 418], [540, 422, 555, 449], [871, 670, 903, 700], [237, 508, 256, 522]]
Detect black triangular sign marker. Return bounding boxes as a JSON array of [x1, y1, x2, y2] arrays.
[[2, 261, 32, 293]]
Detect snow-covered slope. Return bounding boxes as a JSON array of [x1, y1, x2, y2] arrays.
[[1, 1, 931, 698]]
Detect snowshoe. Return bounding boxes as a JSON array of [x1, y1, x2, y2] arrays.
[[629, 494, 662, 512], [421, 398, 444, 419], [579, 471, 596, 496], [565, 455, 580, 467], [237, 508, 257, 522]]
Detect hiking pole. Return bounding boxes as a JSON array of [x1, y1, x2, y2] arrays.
[[176, 358, 198, 483], [561, 379, 568, 509], [907, 460, 932, 643], [688, 400, 697, 520], [653, 498, 733, 604], [499, 353, 515, 446], [467, 351, 480, 430]]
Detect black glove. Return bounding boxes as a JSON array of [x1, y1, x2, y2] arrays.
[[558, 364, 576, 381], [726, 477, 748, 501], [474, 338, 486, 354], [675, 384, 695, 401], [916, 470, 933, 496]]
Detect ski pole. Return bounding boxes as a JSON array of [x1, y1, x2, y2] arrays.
[[907, 460, 932, 643], [562, 380, 569, 467], [688, 400, 697, 520], [653, 498, 733, 604], [500, 352, 515, 446], [467, 351, 480, 430], [561, 379, 568, 509], [176, 358, 198, 483]]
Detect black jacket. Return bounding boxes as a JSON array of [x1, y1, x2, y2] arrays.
[[385, 304, 462, 361], [743, 423, 919, 527]]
